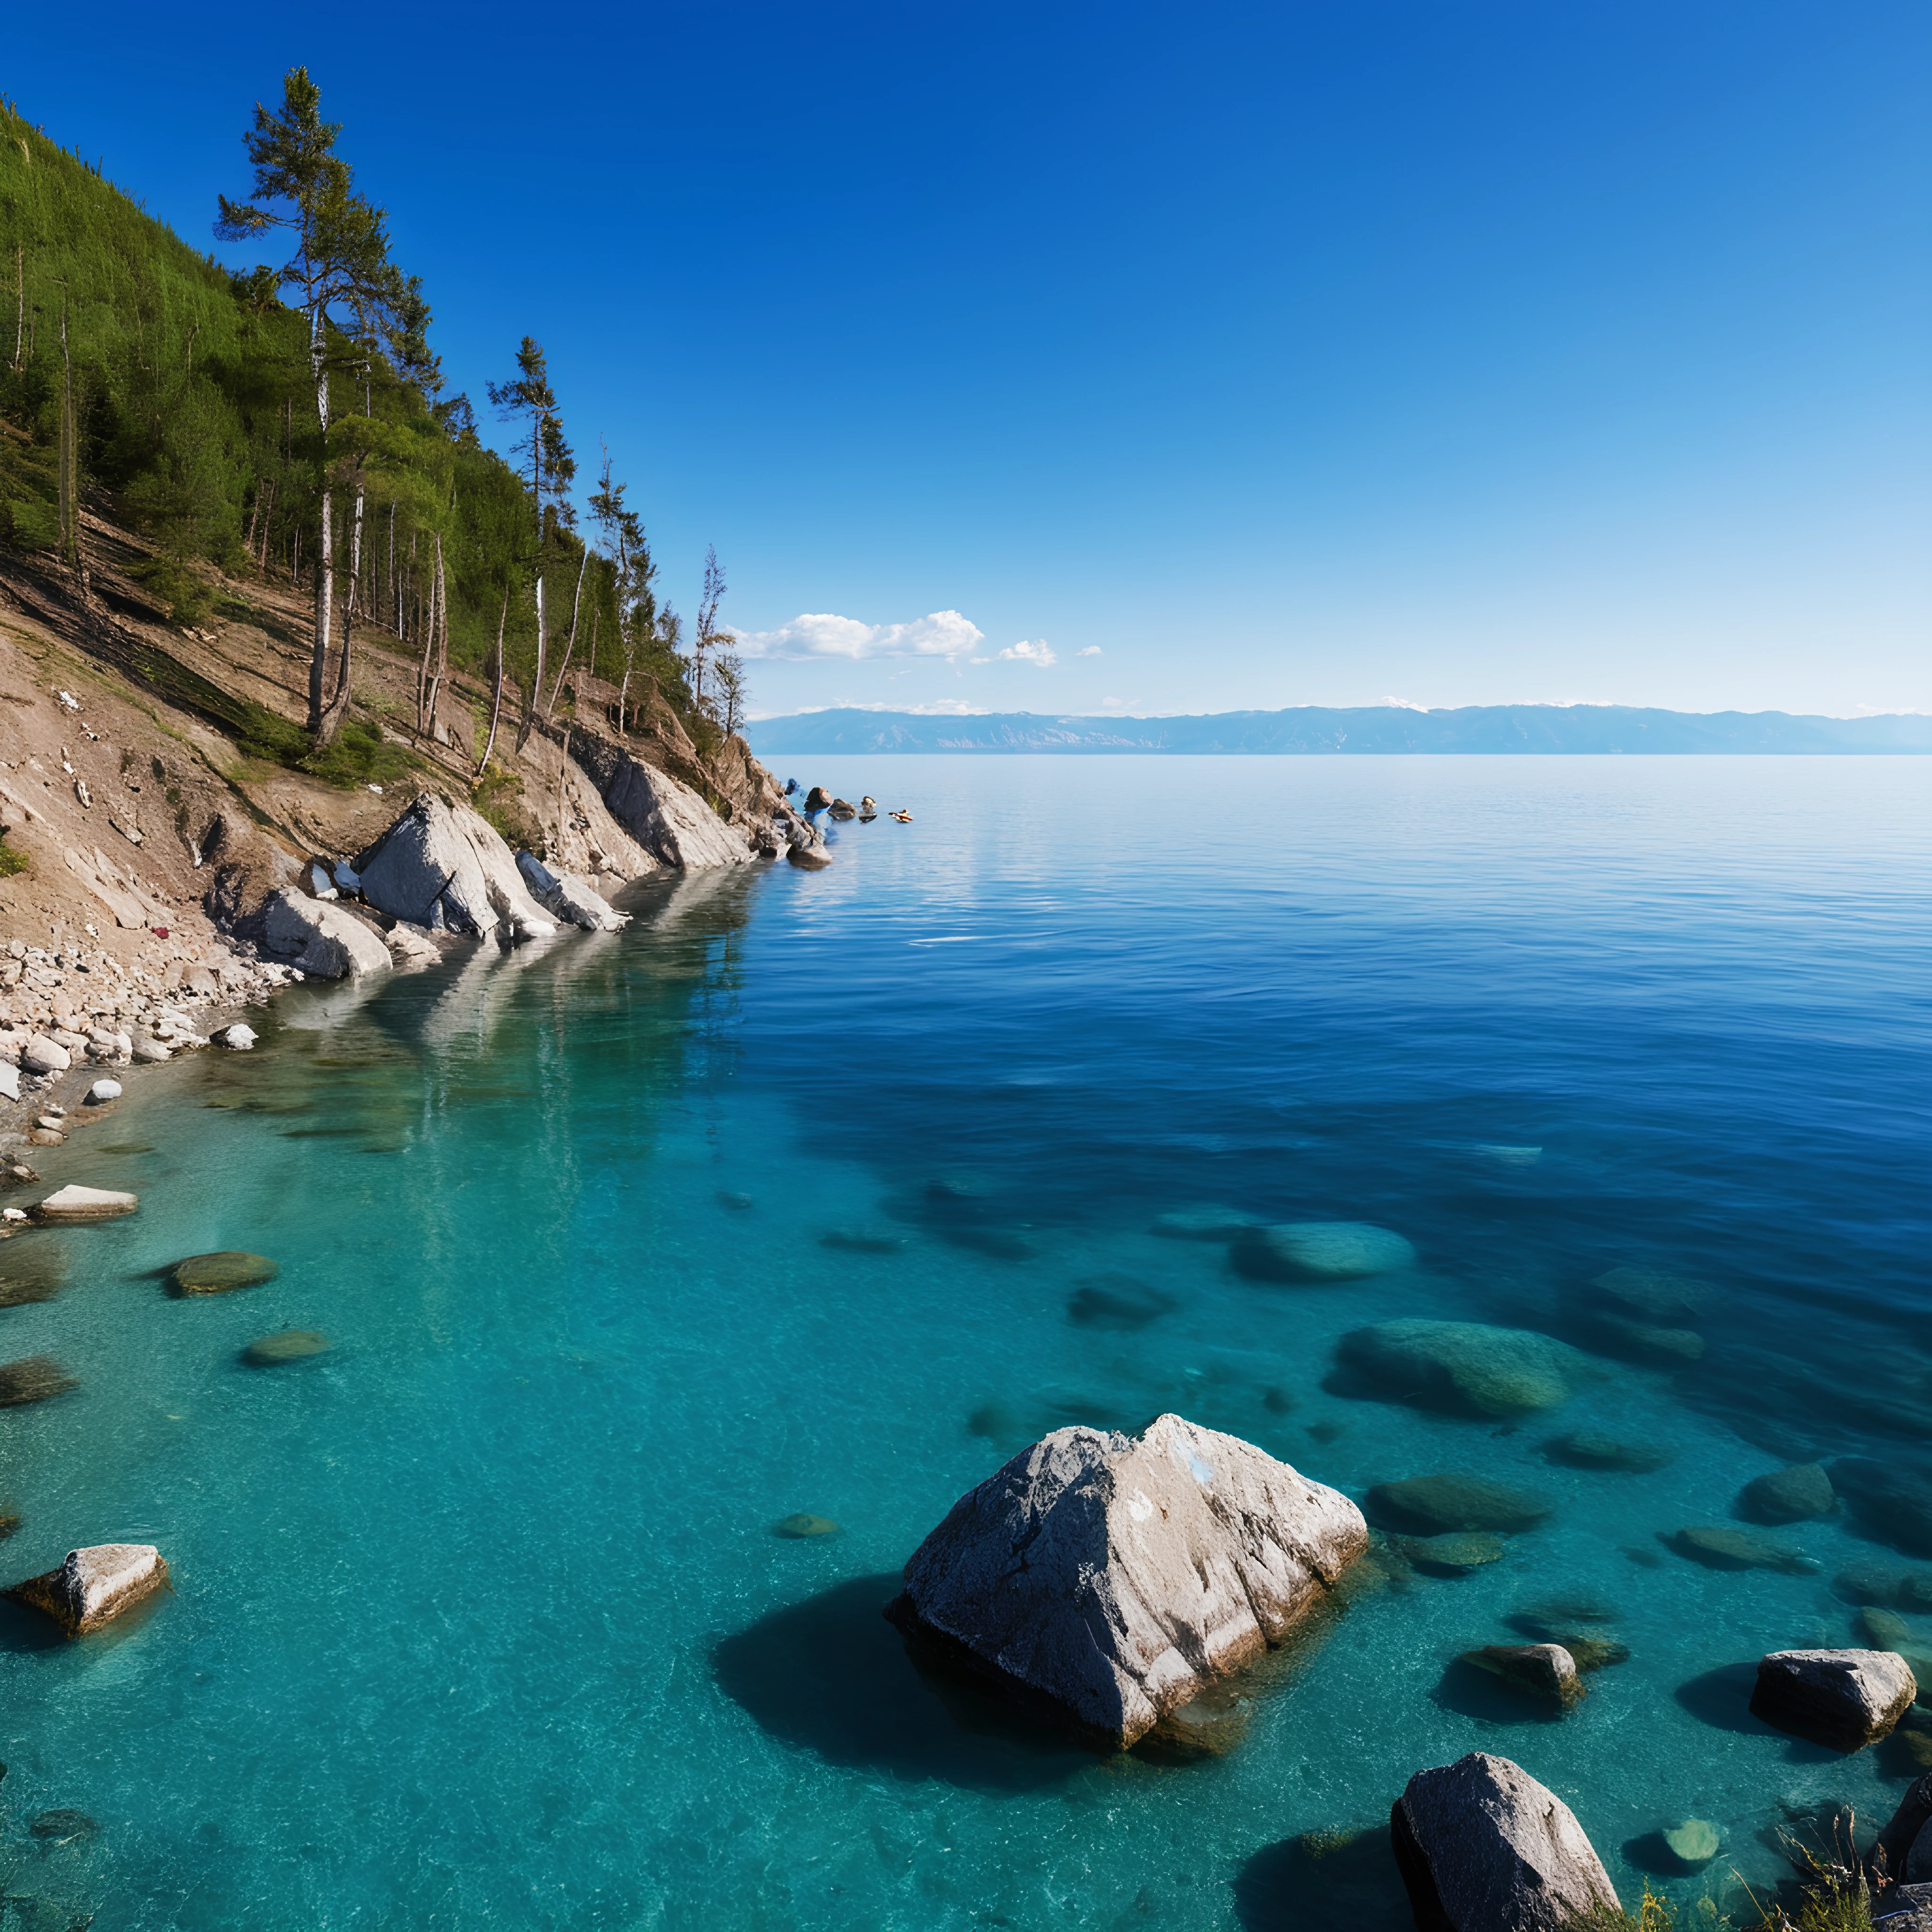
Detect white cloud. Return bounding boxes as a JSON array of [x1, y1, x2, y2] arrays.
[[1077, 646, 1103, 658], [731, 609, 983, 661], [1101, 695, 1124, 707], [995, 640, 1057, 667]]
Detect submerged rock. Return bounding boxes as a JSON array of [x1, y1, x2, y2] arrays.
[[1391, 1752, 1620, 1932], [1065, 1274, 1177, 1331], [1740, 1463, 1838, 1525], [0, 1356, 76, 1406], [1840, 1566, 1932, 1614], [1507, 1603, 1628, 1669], [1591, 1313, 1705, 1363], [1669, 1526, 1819, 1574], [1150, 1206, 1258, 1241], [1458, 1643, 1585, 1711], [1543, 1431, 1674, 1473], [1232, 1222, 1416, 1283], [32, 1184, 136, 1223], [1750, 1648, 1916, 1751], [1590, 1266, 1707, 1324], [773, 1513, 840, 1539], [1661, 1820, 1720, 1868], [1333, 1320, 1588, 1418], [29, 1808, 97, 1842], [242, 1330, 329, 1366], [169, 1251, 279, 1296], [1829, 1460, 1932, 1559], [818, 1229, 907, 1255], [886, 1413, 1367, 1749], [6, 1543, 168, 1636], [1389, 1532, 1507, 1576], [1367, 1473, 1552, 1536]]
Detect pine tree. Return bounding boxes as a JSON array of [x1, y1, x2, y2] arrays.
[[215, 67, 403, 742]]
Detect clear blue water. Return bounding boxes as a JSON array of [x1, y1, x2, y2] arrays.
[[0, 754, 1927, 1930]]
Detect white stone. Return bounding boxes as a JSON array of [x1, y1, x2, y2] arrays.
[[130, 1037, 170, 1064], [383, 923, 441, 965], [20, 1034, 70, 1075], [214, 1024, 257, 1051], [356, 793, 500, 935], [1, 1208, 24, 1224], [306, 861, 340, 901], [0, 1061, 17, 1102], [1393, 1753, 1620, 1932], [55, 1543, 167, 1633], [85, 1079, 122, 1103], [889, 1413, 1367, 1749], [33, 1183, 138, 1222], [260, 889, 392, 980], [447, 805, 557, 939]]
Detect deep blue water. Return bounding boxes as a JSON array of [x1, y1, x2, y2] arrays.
[[0, 754, 1927, 1930]]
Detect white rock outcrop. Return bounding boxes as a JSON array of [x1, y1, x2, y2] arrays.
[[0, 1062, 18, 1102], [516, 852, 628, 932], [32, 1184, 138, 1222], [214, 1024, 257, 1051], [259, 889, 392, 980], [886, 1413, 1367, 1749], [355, 794, 557, 940], [21, 1034, 70, 1075], [7, 1543, 169, 1636], [1391, 1753, 1621, 1932], [567, 734, 755, 868], [1750, 1647, 1916, 1749]]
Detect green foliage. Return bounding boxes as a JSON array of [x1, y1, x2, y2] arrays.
[[0, 80, 719, 758], [1567, 1883, 1734, 1932], [0, 833, 27, 877], [300, 717, 414, 791], [470, 764, 536, 846]]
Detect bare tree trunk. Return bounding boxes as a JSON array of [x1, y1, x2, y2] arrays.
[[546, 546, 591, 716], [317, 475, 364, 744], [616, 655, 631, 733], [257, 479, 274, 570], [11, 244, 23, 374], [57, 298, 77, 573], [515, 574, 546, 751], [416, 534, 447, 737], [306, 309, 334, 735], [388, 500, 398, 634], [478, 584, 509, 775]]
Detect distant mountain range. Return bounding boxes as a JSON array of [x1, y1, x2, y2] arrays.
[[746, 705, 1932, 757]]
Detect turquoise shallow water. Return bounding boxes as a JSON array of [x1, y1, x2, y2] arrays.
[[0, 753, 1927, 1929]]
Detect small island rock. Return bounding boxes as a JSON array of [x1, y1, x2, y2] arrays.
[[1458, 1642, 1584, 1710], [886, 1413, 1367, 1750], [6, 1543, 169, 1636], [1750, 1647, 1916, 1751], [32, 1184, 137, 1223], [1232, 1221, 1416, 1283], [1391, 1752, 1620, 1932]]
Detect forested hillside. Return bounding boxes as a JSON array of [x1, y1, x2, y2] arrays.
[[0, 75, 741, 773]]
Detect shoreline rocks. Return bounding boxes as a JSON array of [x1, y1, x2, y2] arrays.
[[260, 888, 392, 979], [1391, 1752, 1620, 1932], [1750, 1647, 1916, 1750], [885, 1413, 1367, 1750], [5, 1543, 169, 1636]]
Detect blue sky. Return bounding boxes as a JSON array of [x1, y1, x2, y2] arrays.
[[10, 0, 1929, 716]]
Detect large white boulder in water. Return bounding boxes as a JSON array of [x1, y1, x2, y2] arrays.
[[260, 889, 393, 979], [1233, 1221, 1416, 1282], [885, 1413, 1367, 1749], [356, 794, 556, 940], [1750, 1648, 1916, 1750], [6, 1542, 169, 1636], [32, 1184, 137, 1222], [1392, 1752, 1621, 1931]]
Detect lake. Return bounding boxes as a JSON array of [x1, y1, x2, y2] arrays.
[[1, 753, 1927, 1929]]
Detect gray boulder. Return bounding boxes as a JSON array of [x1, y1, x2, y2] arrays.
[[566, 730, 755, 869], [357, 793, 500, 935], [1392, 1752, 1620, 1932], [1458, 1643, 1585, 1711], [1750, 1648, 1916, 1750], [260, 889, 392, 979], [6, 1542, 169, 1636], [448, 803, 557, 939], [885, 1412, 1367, 1749], [1877, 1775, 1932, 1885], [516, 851, 628, 933], [20, 1034, 69, 1075]]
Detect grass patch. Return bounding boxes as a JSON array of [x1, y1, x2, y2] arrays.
[[0, 835, 27, 877], [303, 719, 416, 791], [133, 553, 212, 627]]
